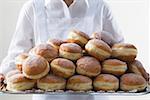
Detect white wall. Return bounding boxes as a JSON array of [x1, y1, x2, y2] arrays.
[[0, 0, 149, 100], [0, 0, 26, 62], [107, 0, 149, 72]]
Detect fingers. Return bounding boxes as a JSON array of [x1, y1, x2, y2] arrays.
[[0, 74, 5, 83], [91, 32, 101, 40]]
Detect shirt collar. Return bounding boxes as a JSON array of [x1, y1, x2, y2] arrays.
[[44, 0, 89, 18], [45, 0, 89, 9]]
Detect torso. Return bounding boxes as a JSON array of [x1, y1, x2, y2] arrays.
[[33, 0, 104, 44]]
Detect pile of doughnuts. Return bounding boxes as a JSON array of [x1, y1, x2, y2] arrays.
[[4, 30, 149, 92]]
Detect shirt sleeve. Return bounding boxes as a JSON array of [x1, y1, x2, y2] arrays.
[[0, 0, 34, 75], [101, 1, 124, 45]]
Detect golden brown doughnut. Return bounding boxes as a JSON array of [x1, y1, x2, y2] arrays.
[[102, 59, 127, 76], [15, 53, 29, 71], [5, 70, 21, 82], [112, 43, 137, 62], [85, 39, 112, 61], [6, 74, 35, 91], [76, 56, 101, 77], [37, 74, 66, 91], [128, 60, 149, 81], [29, 43, 58, 62], [47, 39, 65, 50], [67, 30, 90, 47], [50, 58, 76, 78], [59, 43, 83, 61], [120, 73, 147, 91], [66, 75, 92, 91], [93, 74, 119, 91], [22, 55, 50, 79]]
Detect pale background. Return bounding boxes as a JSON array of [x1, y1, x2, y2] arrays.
[[0, 0, 149, 100]]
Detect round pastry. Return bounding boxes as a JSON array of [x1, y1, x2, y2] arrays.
[[85, 39, 112, 61], [59, 43, 83, 61], [29, 43, 58, 62], [22, 55, 50, 79], [120, 73, 147, 91], [47, 39, 65, 50], [50, 58, 76, 78], [76, 56, 101, 77], [15, 53, 29, 71], [37, 74, 66, 91], [5, 70, 21, 82], [102, 59, 127, 76], [128, 60, 149, 81], [67, 30, 90, 47], [93, 74, 119, 91], [6, 74, 35, 91], [66, 75, 93, 91], [112, 43, 137, 62]]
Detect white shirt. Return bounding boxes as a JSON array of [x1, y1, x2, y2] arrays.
[[0, 0, 123, 100]]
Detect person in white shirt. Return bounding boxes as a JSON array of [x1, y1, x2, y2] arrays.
[[0, 0, 124, 100]]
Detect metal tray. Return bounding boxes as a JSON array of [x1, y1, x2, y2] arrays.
[[0, 89, 150, 96]]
